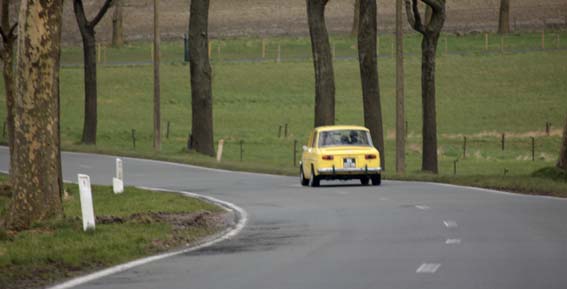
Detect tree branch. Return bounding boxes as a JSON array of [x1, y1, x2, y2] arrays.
[[0, 27, 7, 44], [404, 0, 424, 34], [8, 22, 16, 39], [73, 0, 89, 30], [421, 0, 443, 12], [91, 0, 114, 27], [422, 0, 445, 33]]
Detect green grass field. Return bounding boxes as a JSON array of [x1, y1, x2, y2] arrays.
[[1, 33, 567, 194], [0, 181, 224, 289]]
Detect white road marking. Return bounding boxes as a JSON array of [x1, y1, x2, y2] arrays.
[[416, 263, 441, 273], [46, 187, 248, 289], [415, 205, 430, 210], [379, 197, 389, 201], [445, 238, 462, 245], [79, 164, 91, 169], [337, 191, 349, 195], [443, 220, 458, 228]]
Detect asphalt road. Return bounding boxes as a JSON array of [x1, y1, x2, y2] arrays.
[[2, 147, 567, 289]]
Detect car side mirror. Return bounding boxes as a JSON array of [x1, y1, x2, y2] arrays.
[[302, 145, 308, 151]]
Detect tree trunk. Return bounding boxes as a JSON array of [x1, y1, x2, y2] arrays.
[[1, 0, 16, 182], [421, 34, 439, 173], [189, 0, 215, 157], [558, 115, 567, 170], [351, 0, 360, 36], [395, 0, 406, 174], [358, 0, 384, 170], [74, 0, 113, 145], [404, 0, 445, 174], [80, 30, 98, 145], [6, 0, 64, 230], [112, 0, 124, 47], [498, 0, 510, 34], [307, 0, 335, 127]]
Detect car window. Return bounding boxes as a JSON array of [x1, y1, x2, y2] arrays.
[[318, 130, 371, 147]]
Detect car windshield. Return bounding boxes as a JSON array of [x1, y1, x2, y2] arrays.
[[318, 130, 372, 147]]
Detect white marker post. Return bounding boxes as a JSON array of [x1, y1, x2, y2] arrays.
[[216, 139, 224, 162], [78, 174, 96, 231], [113, 158, 124, 194]]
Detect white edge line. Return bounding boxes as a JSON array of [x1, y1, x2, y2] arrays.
[[45, 187, 248, 289], [388, 179, 567, 201]]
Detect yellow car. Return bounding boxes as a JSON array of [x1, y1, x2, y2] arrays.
[[300, 125, 382, 187]]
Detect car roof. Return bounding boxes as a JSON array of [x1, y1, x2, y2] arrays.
[[314, 125, 369, 132]]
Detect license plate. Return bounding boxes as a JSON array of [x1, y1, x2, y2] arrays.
[[343, 158, 356, 168]]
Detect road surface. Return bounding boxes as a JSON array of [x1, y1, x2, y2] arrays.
[[2, 147, 567, 289]]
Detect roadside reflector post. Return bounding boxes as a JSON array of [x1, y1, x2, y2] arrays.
[[78, 174, 96, 232], [113, 158, 124, 194], [501, 133, 505, 151], [216, 139, 224, 162]]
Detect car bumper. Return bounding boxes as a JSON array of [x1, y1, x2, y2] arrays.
[[318, 166, 382, 175]]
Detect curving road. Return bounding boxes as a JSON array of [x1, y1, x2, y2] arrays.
[[2, 147, 567, 289]]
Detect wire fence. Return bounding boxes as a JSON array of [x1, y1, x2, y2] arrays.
[[60, 30, 567, 67]]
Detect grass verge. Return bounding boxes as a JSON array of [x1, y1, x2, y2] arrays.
[[1, 33, 566, 197], [0, 178, 227, 289]]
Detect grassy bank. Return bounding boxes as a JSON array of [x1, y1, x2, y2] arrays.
[[0, 180, 226, 289], [1, 33, 566, 196]]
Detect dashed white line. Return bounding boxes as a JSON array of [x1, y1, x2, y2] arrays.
[[415, 205, 430, 210], [443, 220, 458, 228], [445, 238, 462, 245], [79, 164, 92, 169], [416, 263, 441, 274], [379, 197, 389, 201]]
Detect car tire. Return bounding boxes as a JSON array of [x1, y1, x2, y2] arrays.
[[300, 167, 309, 186], [371, 174, 381, 186], [360, 177, 370, 186], [309, 166, 320, 187]]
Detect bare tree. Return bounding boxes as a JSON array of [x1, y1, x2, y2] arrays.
[[0, 0, 17, 181], [189, 0, 215, 156], [351, 0, 360, 36], [6, 0, 64, 230], [73, 0, 114, 145], [558, 115, 567, 170], [498, 0, 510, 34], [308, 0, 335, 127], [358, 0, 384, 170], [112, 0, 124, 47], [405, 0, 445, 174], [395, 0, 405, 174]]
